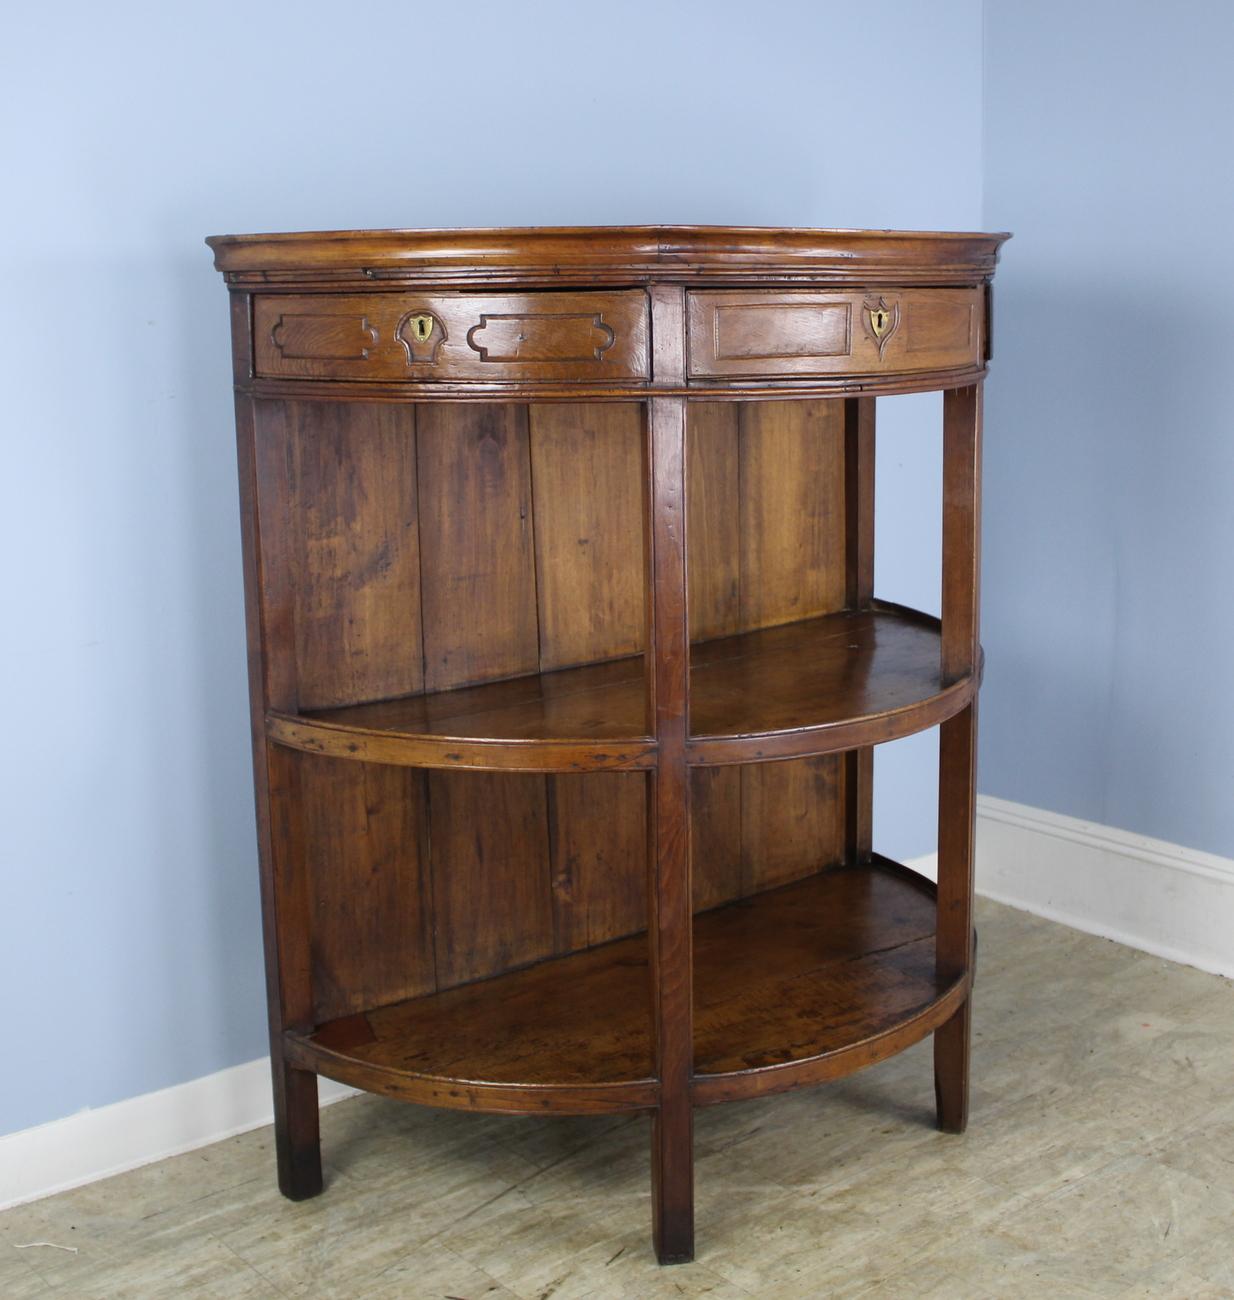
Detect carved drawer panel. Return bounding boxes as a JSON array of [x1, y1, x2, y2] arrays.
[[686, 288, 983, 380], [253, 291, 649, 384]]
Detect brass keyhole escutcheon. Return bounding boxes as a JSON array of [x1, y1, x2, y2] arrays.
[[863, 297, 899, 357], [409, 313, 435, 343]]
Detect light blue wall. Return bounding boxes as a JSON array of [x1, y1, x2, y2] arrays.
[[0, 0, 982, 1135], [981, 2, 1234, 856]]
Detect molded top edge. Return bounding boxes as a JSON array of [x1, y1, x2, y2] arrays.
[[206, 224, 1011, 279]]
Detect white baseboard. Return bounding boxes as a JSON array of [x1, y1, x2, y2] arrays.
[[5, 803, 1229, 1212], [975, 793, 1234, 979], [0, 1058, 356, 1212]]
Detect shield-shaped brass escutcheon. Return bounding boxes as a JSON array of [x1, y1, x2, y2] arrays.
[[868, 306, 892, 339], [409, 313, 435, 343], [863, 297, 900, 357]]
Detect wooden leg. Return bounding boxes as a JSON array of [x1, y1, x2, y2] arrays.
[[647, 762, 695, 1263], [934, 998, 971, 1134], [273, 1059, 323, 1200], [646, 384, 695, 1264], [264, 747, 323, 1199], [935, 384, 981, 1137], [652, 1093, 694, 1264], [934, 701, 978, 1134]]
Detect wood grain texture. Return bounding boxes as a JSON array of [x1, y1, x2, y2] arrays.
[[266, 604, 975, 771], [298, 755, 435, 1022], [287, 859, 957, 1112], [738, 400, 846, 632], [417, 403, 539, 693], [280, 402, 422, 710], [208, 225, 1010, 290], [647, 383, 694, 1263], [253, 290, 650, 384], [687, 604, 963, 754], [239, 371, 322, 1200], [426, 771, 553, 989], [530, 403, 646, 670], [686, 289, 982, 380], [246, 368, 992, 404], [248, 402, 303, 713], [689, 767, 742, 913], [549, 773, 647, 953], [844, 396, 876, 864], [686, 403, 741, 642], [739, 757, 845, 894], [934, 382, 983, 1135], [215, 226, 1003, 1260]]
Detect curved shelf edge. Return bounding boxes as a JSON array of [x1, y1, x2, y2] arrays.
[[267, 712, 658, 774], [691, 855, 969, 1107], [688, 671, 978, 767], [691, 971, 969, 1108], [689, 603, 984, 767], [283, 1034, 659, 1117], [281, 858, 968, 1120]]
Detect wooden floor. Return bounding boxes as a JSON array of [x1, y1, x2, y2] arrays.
[[4, 897, 1234, 1298]]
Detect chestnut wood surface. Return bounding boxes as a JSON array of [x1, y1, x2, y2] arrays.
[[686, 288, 982, 381], [254, 290, 650, 385], [286, 860, 959, 1112], [265, 603, 973, 772], [208, 225, 1008, 288], [212, 224, 1005, 1264]]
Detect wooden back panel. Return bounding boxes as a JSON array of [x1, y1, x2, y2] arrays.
[[253, 398, 647, 711], [258, 396, 849, 1019], [687, 400, 848, 906], [298, 756, 649, 1021]]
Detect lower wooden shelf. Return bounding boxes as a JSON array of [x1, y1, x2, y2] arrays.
[[285, 857, 965, 1116]]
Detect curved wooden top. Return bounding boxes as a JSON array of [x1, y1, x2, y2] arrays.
[[206, 224, 1010, 288]]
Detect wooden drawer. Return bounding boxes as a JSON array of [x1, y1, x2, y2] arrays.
[[686, 288, 983, 380], [253, 290, 649, 383]]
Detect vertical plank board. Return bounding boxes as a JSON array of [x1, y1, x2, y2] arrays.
[[299, 755, 436, 1022], [418, 403, 539, 693], [738, 399, 846, 632], [250, 400, 299, 712], [686, 402, 740, 911], [740, 756, 846, 894], [690, 767, 742, 912], [286, 401, 422, 710], [548, 773, 647, 952], [428, 771, 554, 989], [686, 402, 741, 642], [530, 403, 646, 671]]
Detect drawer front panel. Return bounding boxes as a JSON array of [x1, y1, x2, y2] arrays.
[[254, 291, 649, 383], [687, 289, 982, 379]]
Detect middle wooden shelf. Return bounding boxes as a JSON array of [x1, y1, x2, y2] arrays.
[[266, 600, 975, 773]]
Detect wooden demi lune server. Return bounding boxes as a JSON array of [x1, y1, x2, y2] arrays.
[[207, 225, 1009, 1263]]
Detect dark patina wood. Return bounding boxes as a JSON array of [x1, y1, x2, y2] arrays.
[[209, 225, 1008, 1263]]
